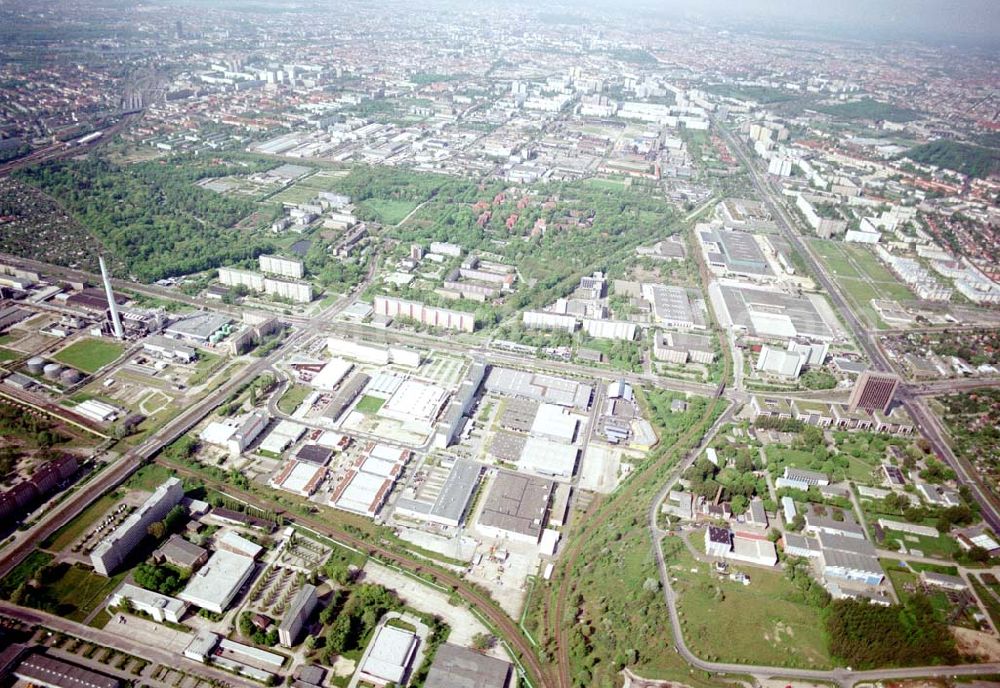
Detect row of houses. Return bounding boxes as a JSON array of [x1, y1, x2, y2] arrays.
[[749, 396, 915, 435]]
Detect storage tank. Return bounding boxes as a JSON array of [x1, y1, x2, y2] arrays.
[[26, 357, 46, 375], [60, 368, 83, 385], [43, 363, 63, 380]]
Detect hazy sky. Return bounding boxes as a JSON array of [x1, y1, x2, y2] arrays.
[[627, 0, 1000, 44]]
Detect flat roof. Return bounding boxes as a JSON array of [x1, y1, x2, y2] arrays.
[[334, 470, 393, 516], [719, 284, 834, 341], [478, 470, 554, 540], [821, 548, 883, 576], [165, 312, 232, 340], [15, 653, 120, 688], [485, 367, 592, 410], [700, 227, 773, 276], [518, 436, 578, 478], [274, 461, 326, 495], [361, 625, 417, 684], [424, 643, 513, 688], [113, 583, 187, 615], [178, 549, 255, 611], [530, 403, 579, 443]]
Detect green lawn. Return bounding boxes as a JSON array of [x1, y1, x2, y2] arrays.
[[277, 383, 312, 415], [884, 560, 978, 629], [124, 464, 177, 493], [186, 351, 223, 387], [885, 532, 961, 559], [667, 536, 831, 668], [0, 347, 18, 361], [0, 551, 53, 598], [42, 492, 120, 552], [354, 395, 386, 414], [0, 334, 15, 345], [360, 199, 419, 226], [584, 178, 628, 191], [52, 339, 125, 374], [39, 562, 127, 622]]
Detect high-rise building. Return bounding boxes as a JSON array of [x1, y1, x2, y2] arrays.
[[847, 371, 899, 413]]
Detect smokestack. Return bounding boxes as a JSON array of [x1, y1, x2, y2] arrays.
[[99, 255, 124, 339]]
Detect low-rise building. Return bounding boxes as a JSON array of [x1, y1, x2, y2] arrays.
[[109, 583, 187, 624], [178, 550, 256, 614]]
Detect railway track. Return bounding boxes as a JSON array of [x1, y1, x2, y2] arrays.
[[160, 458, 552, 688]]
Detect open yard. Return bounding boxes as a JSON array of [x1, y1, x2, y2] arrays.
[[53, 339, 125, 374], [809, 239, 917, 326], [360, 199, 419, 225], [277, 383, 312, 415], [667, 536, 831, 668], [36, 563, 126, 622], [42, 492, 120, 552], [354, 395, 386, 414]]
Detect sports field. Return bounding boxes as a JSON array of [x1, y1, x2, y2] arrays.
[[52, 338, 125, 373]]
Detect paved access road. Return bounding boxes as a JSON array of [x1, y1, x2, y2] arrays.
[[0, 601, 259, 688]]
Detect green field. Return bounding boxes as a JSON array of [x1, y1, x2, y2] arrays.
[[668, 535, 831, 667], [124, 463, 178, 493], [583, 177, 628, 191], [37, 562, 127, 622], [277, 383, 312, 415], [355, 395, 386, 414], [0, 347, 17, 361], [42, 492, 120, 552], [52, 338, 125, 374], [809, 239, 917, 326], [360, 199, 419, 225], [884, 531, 961, 559], [0, 551, 53, 598]]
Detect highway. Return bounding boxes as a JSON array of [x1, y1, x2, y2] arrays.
[[717, 119, 1000, 536]]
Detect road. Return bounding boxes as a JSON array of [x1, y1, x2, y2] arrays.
[[646, 400, 1000, 687], [0, 601, 260, 688], [717, 119, 1000, 537]]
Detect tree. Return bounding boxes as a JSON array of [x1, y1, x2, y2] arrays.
[[147, 521, 166, 540], [471, 633, 495, 651]]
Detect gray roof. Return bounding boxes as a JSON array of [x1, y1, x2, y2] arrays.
[[156, 534, 207, 568], [783, 533, 820, 552], [424, 643, 513, 688], [822, 549, 883, 576], [817, 531, 876, 556], [478, 470, 553, 539], [805, 511, 866, 537], [719, 285, 834, 341], [165, 312, 232, 340], [15, 653, 120, 688]]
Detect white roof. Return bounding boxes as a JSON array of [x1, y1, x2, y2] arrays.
[[200, 421, 237, 446], [540, 529, 560, 556], [274, 462, 325, 495], [217, 530, 263, 558], [381, 379, 449, 422], [362, 625, 417, 684], [369, 443, 408, 463], [270, 420, 306, 440], [316, 431, 346, 448], [518, 436, 578, 478], [335, 471, 392, 516], [311, 358, 353, 391], [359, 456, 398, 478], [178, 550, 254, 612], [530, 403, 579, 443]]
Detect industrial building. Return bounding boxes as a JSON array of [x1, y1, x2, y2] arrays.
[[642, 284, 706, 329], [477, 470, 554, 544], [530, 403, 579, 443], [178, 549, 256, 614], [357, 625, 419, 687], [142, 335, 197, 363], [164, 312, 233, 343], [582, 318, 636, 341], [270, 461, 327, 496], [91, 477, 184, 576], [484, 367, 592, 410], [715, 284, 835, 342], [14, 653, 120, 688], [517, 437, 579, 479], [394, 459, 483, 527], [756, 345, 804, 379], [698, 225, 774, 279], [424, 643, 513, 688], [373, 295, 475, 332], [200, 411, 269, 457], [278, 584, 318, 647], [109, 583, 188, 624], [653, 331, 716, 364]]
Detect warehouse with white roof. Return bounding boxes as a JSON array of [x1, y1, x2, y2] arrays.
[[178, 549, 256, 614]]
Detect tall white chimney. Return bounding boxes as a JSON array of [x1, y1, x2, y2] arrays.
[[99, 255, 124, 339]]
